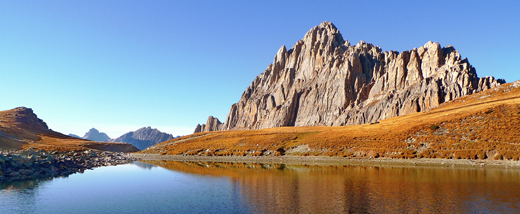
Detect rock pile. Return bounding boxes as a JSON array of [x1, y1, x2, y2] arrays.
[[0, 149, 137, 181]]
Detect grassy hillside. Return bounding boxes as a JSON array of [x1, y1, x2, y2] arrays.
[[0, 107, 138, 152], [143, 81, 520, 160]]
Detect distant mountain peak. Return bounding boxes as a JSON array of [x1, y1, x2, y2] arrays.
[[111, 126, 175, 150], [83, 128, 111, 142]]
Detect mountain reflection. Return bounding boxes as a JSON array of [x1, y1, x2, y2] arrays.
[[142, 160, 520, 213]]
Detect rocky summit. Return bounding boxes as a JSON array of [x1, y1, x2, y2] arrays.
[[195, 21, 504, 133], [111, 127, 175, 150], [83, 128, 111, 142], [0, 107, 54, 145]]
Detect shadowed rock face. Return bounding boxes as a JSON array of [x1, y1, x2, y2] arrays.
[[111, 127, 175, 150], [195, 21, 505, 133]]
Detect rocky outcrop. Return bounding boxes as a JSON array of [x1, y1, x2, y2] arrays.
[[194, 116, 225, 133], [110, 127, 175, 150], [0, 107, 50, 142], [7, 107, 49, 131], [0, 107, 76, 148], [82, 128, 111, 142], [195, 21, 505, 133]]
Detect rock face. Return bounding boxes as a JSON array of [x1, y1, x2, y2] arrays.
[[195, 21, 505, 133], [82, 128, 111, 142], [194, 116, 225, 133], [110, 127, 175, 150]]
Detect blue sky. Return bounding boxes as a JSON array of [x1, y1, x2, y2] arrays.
[[1, 1, 519, 138]]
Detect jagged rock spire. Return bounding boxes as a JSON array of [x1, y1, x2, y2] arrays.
[[195, 22, 505, 133]]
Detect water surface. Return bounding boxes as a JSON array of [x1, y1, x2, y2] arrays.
[[1, 161, 519, 213]]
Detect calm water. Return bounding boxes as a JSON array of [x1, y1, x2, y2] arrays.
[[1, 161, 520, 214]]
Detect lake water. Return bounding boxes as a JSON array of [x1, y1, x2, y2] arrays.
[[1, 161, 520, 214]]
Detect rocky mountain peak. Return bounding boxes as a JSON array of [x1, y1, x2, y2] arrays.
[[0, 107, 49, 141], [83, 128, 111, 142], [111, 127, 175, 150], [195, 22, 505, 133], [7, 107, 49, 131]]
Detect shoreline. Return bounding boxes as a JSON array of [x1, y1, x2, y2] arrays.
[[0, 149, 137, 181], [129, 154, 520, 169]]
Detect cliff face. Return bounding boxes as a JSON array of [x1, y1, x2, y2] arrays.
[[194, 116, 225, 133], [195, 21, 504, 133], [111, 127, 175, 150]]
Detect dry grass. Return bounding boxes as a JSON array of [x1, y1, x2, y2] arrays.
[[0, 108, 138, 152], [143, 81, 520, 160]]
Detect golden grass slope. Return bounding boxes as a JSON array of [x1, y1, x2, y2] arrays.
[[144, 80, 520, 160]]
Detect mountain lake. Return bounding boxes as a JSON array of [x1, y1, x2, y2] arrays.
[[1, 161, 519, 213]]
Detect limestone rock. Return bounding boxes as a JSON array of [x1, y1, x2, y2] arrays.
[[194, 21, 505, 133], [194, 116, 225, 133]]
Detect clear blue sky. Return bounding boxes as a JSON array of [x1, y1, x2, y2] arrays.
[[1, 1, 519, 138]]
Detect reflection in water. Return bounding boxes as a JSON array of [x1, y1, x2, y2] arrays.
[[143, 161, 520, 213], [1, 161, 519, 213], [0, 178, 49, 190], [132, 161, 156, 170], [0, 179, 47, 214]]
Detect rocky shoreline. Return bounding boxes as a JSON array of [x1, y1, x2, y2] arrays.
[[0, 149, 138, 181], [130, 154, 520, 169], [4, 150, 519, 182]]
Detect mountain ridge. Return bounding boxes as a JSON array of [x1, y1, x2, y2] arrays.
[[110, 126, 175, 150], [195, 21, 504, 133], [147, 80, 520, 159], [0, 107, 138, 152]]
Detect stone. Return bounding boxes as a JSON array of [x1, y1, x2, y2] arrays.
[[194, 21, 505, 133]]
